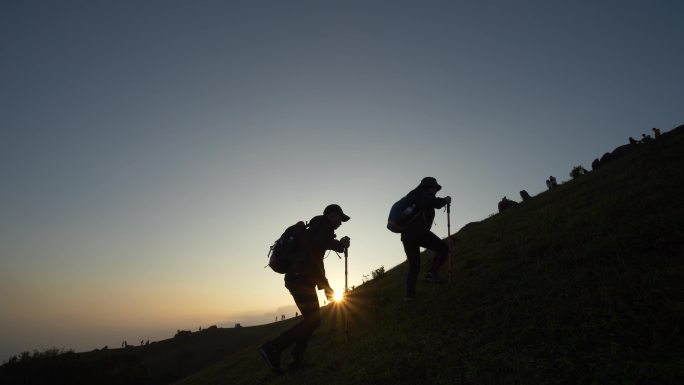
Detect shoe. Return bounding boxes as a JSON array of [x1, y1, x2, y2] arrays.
[[258, 342, 284, 376], [403, 296, 415, 303], [424, 272, 446, 284]]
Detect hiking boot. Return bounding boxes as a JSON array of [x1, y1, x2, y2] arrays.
[[258, 342, 284, 376], [424, 272, 446, 284]]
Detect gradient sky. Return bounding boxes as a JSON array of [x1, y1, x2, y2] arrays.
[[1, 0, 683, 360]]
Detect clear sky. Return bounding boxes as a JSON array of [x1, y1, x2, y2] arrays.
[[1, 0, 682, 360]]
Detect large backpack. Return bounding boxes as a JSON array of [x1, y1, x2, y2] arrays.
[[387, 196, 419, 233], [267, 221, 309, 273]]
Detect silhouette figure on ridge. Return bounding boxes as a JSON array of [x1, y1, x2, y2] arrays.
[[390, 177, 451, 301], [259, 204, 351, 375]]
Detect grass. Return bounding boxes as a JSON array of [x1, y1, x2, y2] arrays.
[[175, 127, 684, 385]]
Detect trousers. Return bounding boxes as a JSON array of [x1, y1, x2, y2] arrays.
[[270, 274, 321, 361], [401, 230, 448, 297]]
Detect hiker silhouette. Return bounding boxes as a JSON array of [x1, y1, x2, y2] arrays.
[[520, 190, 532, 202], [394, 177, 450, 301], [592, 158, 600, 170], [259, 204, 351, 375], [546, 176, 557, 189], [498, 196, 518, 213]]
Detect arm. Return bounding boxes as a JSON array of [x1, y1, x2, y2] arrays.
[[412, 189, 448, 210], [310, 221, 345, 253], [427, 196, 448, 209], [308, 219, 344, 289]]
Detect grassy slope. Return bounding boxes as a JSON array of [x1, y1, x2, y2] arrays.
[[121, 322, 300, 383], [0, 321, 299, 385], [177, 129, 684, 385]]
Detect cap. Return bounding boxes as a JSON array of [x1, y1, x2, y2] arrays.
[[418, 176, 442, 191], [323, 204, 350, 222]]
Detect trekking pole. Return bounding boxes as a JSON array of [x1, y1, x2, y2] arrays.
[[344, 247, 348, 294], [344, 247, 349, 348], [447, 203, 452, 284]]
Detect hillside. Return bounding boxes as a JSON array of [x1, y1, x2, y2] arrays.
[[0, 321, 299, 385], [176, 126, 684, 385]]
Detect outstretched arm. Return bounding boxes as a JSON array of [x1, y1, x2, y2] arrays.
[[414, 189, 449, 210]]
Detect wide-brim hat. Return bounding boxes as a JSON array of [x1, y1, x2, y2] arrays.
[[323, 204, 350, 222], [418, 176, 442, 191]]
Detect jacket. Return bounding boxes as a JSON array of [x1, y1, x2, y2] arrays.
[[287, 215, 346, 288], [403, 186, 449, 234]]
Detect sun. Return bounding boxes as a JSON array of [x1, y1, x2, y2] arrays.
[[333, 290, 344, 302]]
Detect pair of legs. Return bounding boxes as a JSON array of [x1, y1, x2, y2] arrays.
[[401, 230, 448, 298], [268, 274, 321, 364]]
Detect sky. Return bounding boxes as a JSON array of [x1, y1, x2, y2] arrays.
[[1, 0, 682, 360]]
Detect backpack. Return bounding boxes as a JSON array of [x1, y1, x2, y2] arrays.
[[387, 196, 419, 233], [267, 221, 309, 273]]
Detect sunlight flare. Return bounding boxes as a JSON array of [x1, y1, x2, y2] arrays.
[[333, 290, 344, 302]]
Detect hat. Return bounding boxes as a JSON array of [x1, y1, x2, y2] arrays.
[[323, 204, 350, 222], [418, 177, 442, 191]]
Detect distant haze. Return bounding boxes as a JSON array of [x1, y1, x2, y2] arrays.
[[1, 0, 682, 360]]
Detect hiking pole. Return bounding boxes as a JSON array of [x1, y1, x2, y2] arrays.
[[344, 247, 349, 348], [344, 247, 348, 294], [447, 202, 452, 284]]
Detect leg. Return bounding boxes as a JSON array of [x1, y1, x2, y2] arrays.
[[401, 234, 421, 298], [419, 231, 448, 275], [290, 285, 321, 362], [269, 280, 319, 360]]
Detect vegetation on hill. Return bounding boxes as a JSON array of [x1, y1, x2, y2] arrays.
[[176, 126, 684, 385]]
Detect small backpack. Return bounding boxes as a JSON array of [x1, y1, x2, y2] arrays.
[[387, 196, 419, 233], [267, 221, 309, 273]]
